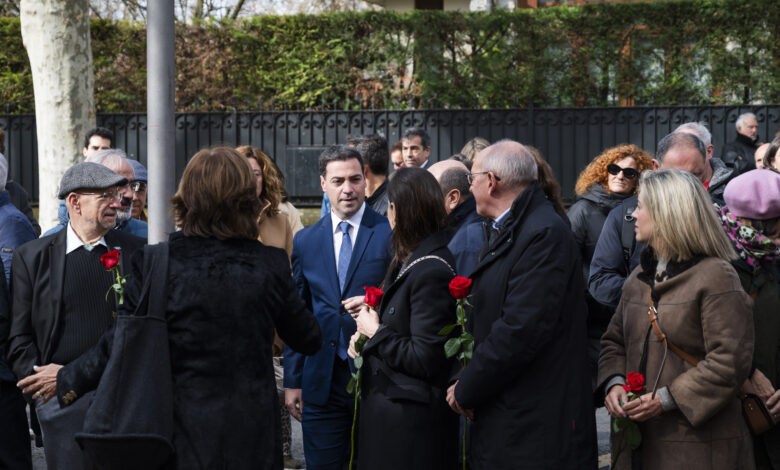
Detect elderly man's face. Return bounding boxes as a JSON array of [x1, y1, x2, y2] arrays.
[[738, 117, 759, 140], [101, 159, 135, 223], [71, 188, 123, 234], [131, 181, 147, 219]]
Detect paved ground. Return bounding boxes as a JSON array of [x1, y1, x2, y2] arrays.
[[31, 406, 611, 469]]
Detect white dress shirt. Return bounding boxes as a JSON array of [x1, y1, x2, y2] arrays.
[[65, 222, 108, 254], [330, 202, 366, 268]]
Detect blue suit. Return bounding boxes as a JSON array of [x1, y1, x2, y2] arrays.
[[284, 205, 392, 469]]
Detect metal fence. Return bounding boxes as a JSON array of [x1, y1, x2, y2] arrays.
[[3, 105, 779, 205]]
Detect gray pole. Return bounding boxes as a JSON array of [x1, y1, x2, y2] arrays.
[[146, 0, 176, 244]]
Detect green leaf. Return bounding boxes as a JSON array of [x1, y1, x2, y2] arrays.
[[456, 304, 465, 323], [438, 324, 457, 336], [625, 422, 642, 449], [444, 337, 461, 358], [612, 418, 622, 433], [464, 340, 474, 359], [346, 377, 355, 394], [353, 356, 363, 370]]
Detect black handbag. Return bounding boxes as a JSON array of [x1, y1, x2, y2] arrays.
[[75, 243, 174, 469]]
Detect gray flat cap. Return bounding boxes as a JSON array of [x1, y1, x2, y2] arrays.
[[58, 162, 128, 199]]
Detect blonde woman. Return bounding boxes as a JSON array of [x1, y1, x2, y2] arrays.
[[599, 169, 755, 469]]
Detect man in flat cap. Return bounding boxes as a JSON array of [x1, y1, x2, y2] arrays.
[[8, 162, 145, 469]]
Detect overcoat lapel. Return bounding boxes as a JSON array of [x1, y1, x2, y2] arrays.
[[43, 229, 67, 362]]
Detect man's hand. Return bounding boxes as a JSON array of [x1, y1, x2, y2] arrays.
[[285, 388, 304, 422], [446, 380, 474, 419], [17, 364, 63, 403], [342, 296, 364, 317], [622, 392, 663, 422]]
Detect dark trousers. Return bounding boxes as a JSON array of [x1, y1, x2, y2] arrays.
[[0, 381, 32, 470], [302, 358, 354, 470]]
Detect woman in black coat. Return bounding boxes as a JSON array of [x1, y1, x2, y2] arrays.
[[348, 168, 459, 470], [567, 144, 652, 388], [55, 148, 322, 470]]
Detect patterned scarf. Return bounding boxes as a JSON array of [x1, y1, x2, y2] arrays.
[[718, 204, 780, 270]]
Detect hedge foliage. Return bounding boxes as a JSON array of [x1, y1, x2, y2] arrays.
[[1, 0, 780, 113]]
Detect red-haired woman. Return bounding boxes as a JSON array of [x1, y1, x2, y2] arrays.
[[567, 144, 653, 388]]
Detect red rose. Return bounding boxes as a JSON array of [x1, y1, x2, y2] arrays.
[[622, 372, 645, 394], [448, 276, 472, 299], [100, 249, 120, 270], [363, 286, 384, 309]]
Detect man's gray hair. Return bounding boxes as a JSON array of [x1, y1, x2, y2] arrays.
[[85, 148, 130, 172], [0, 152, 7, 191], [481, 139, 537, 189], [674, 121, 712, 148], [736, 112, 757, 131], [656, 132, 706, 163]]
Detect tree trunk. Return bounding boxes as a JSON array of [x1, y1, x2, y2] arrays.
[[20, 0, 95, 230]]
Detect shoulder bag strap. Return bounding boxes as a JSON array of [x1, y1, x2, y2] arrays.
[[646, 287, 700, 367], [396, 255, 455, 281], [137, 243, 170, 320]]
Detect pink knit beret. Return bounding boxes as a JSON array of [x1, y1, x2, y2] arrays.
[[724, 169, 780, 220]]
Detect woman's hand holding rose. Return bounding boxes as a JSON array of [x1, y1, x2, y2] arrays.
[[354, 305, 379, 338]]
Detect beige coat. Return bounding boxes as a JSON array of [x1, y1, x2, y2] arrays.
[[258, 201, 304, 356], [599, 255, 755, 470]]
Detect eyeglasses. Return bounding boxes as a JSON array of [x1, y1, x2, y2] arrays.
[[130, 181, 147, 193], [78, 190, 122, 201], [466, 171, 501, 185], [607, 163, 639, 180]]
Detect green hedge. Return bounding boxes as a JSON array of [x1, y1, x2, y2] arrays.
[[2, 0, 780, 113]]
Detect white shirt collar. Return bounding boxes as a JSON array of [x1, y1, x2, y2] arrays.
[[330, 202, 366, 234], [492, 207, 511, 229], [66, 222, 108, 254]]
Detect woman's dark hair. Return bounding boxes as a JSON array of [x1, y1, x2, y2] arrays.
[[387, 168, 448, 262], [171, 147, 260, 240], [526, 146, 567, 214]]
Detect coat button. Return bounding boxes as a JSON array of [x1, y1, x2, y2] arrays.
[[490, 251, 496, 256], [388, 307, 395, 315], [506, 238, 512, 243], [330, 340, 337, 347]]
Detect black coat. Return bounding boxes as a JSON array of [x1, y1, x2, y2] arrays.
[[454, 183, 597, 470], [721, 132, 758, 174], [567, 184, 631, 286], [58, 233, 322, 470], [568, 185, 631, 382], [359, 231, 459, 470]]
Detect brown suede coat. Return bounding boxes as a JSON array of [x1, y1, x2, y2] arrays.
[[599, 254, 755, 470]]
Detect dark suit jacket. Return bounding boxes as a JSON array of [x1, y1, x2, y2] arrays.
[[284, 205, 392, 406], [7, 228, 144, 381], [454, 183, 597, 470]]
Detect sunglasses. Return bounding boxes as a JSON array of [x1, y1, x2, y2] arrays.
[[607, 163, 639, 180]]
